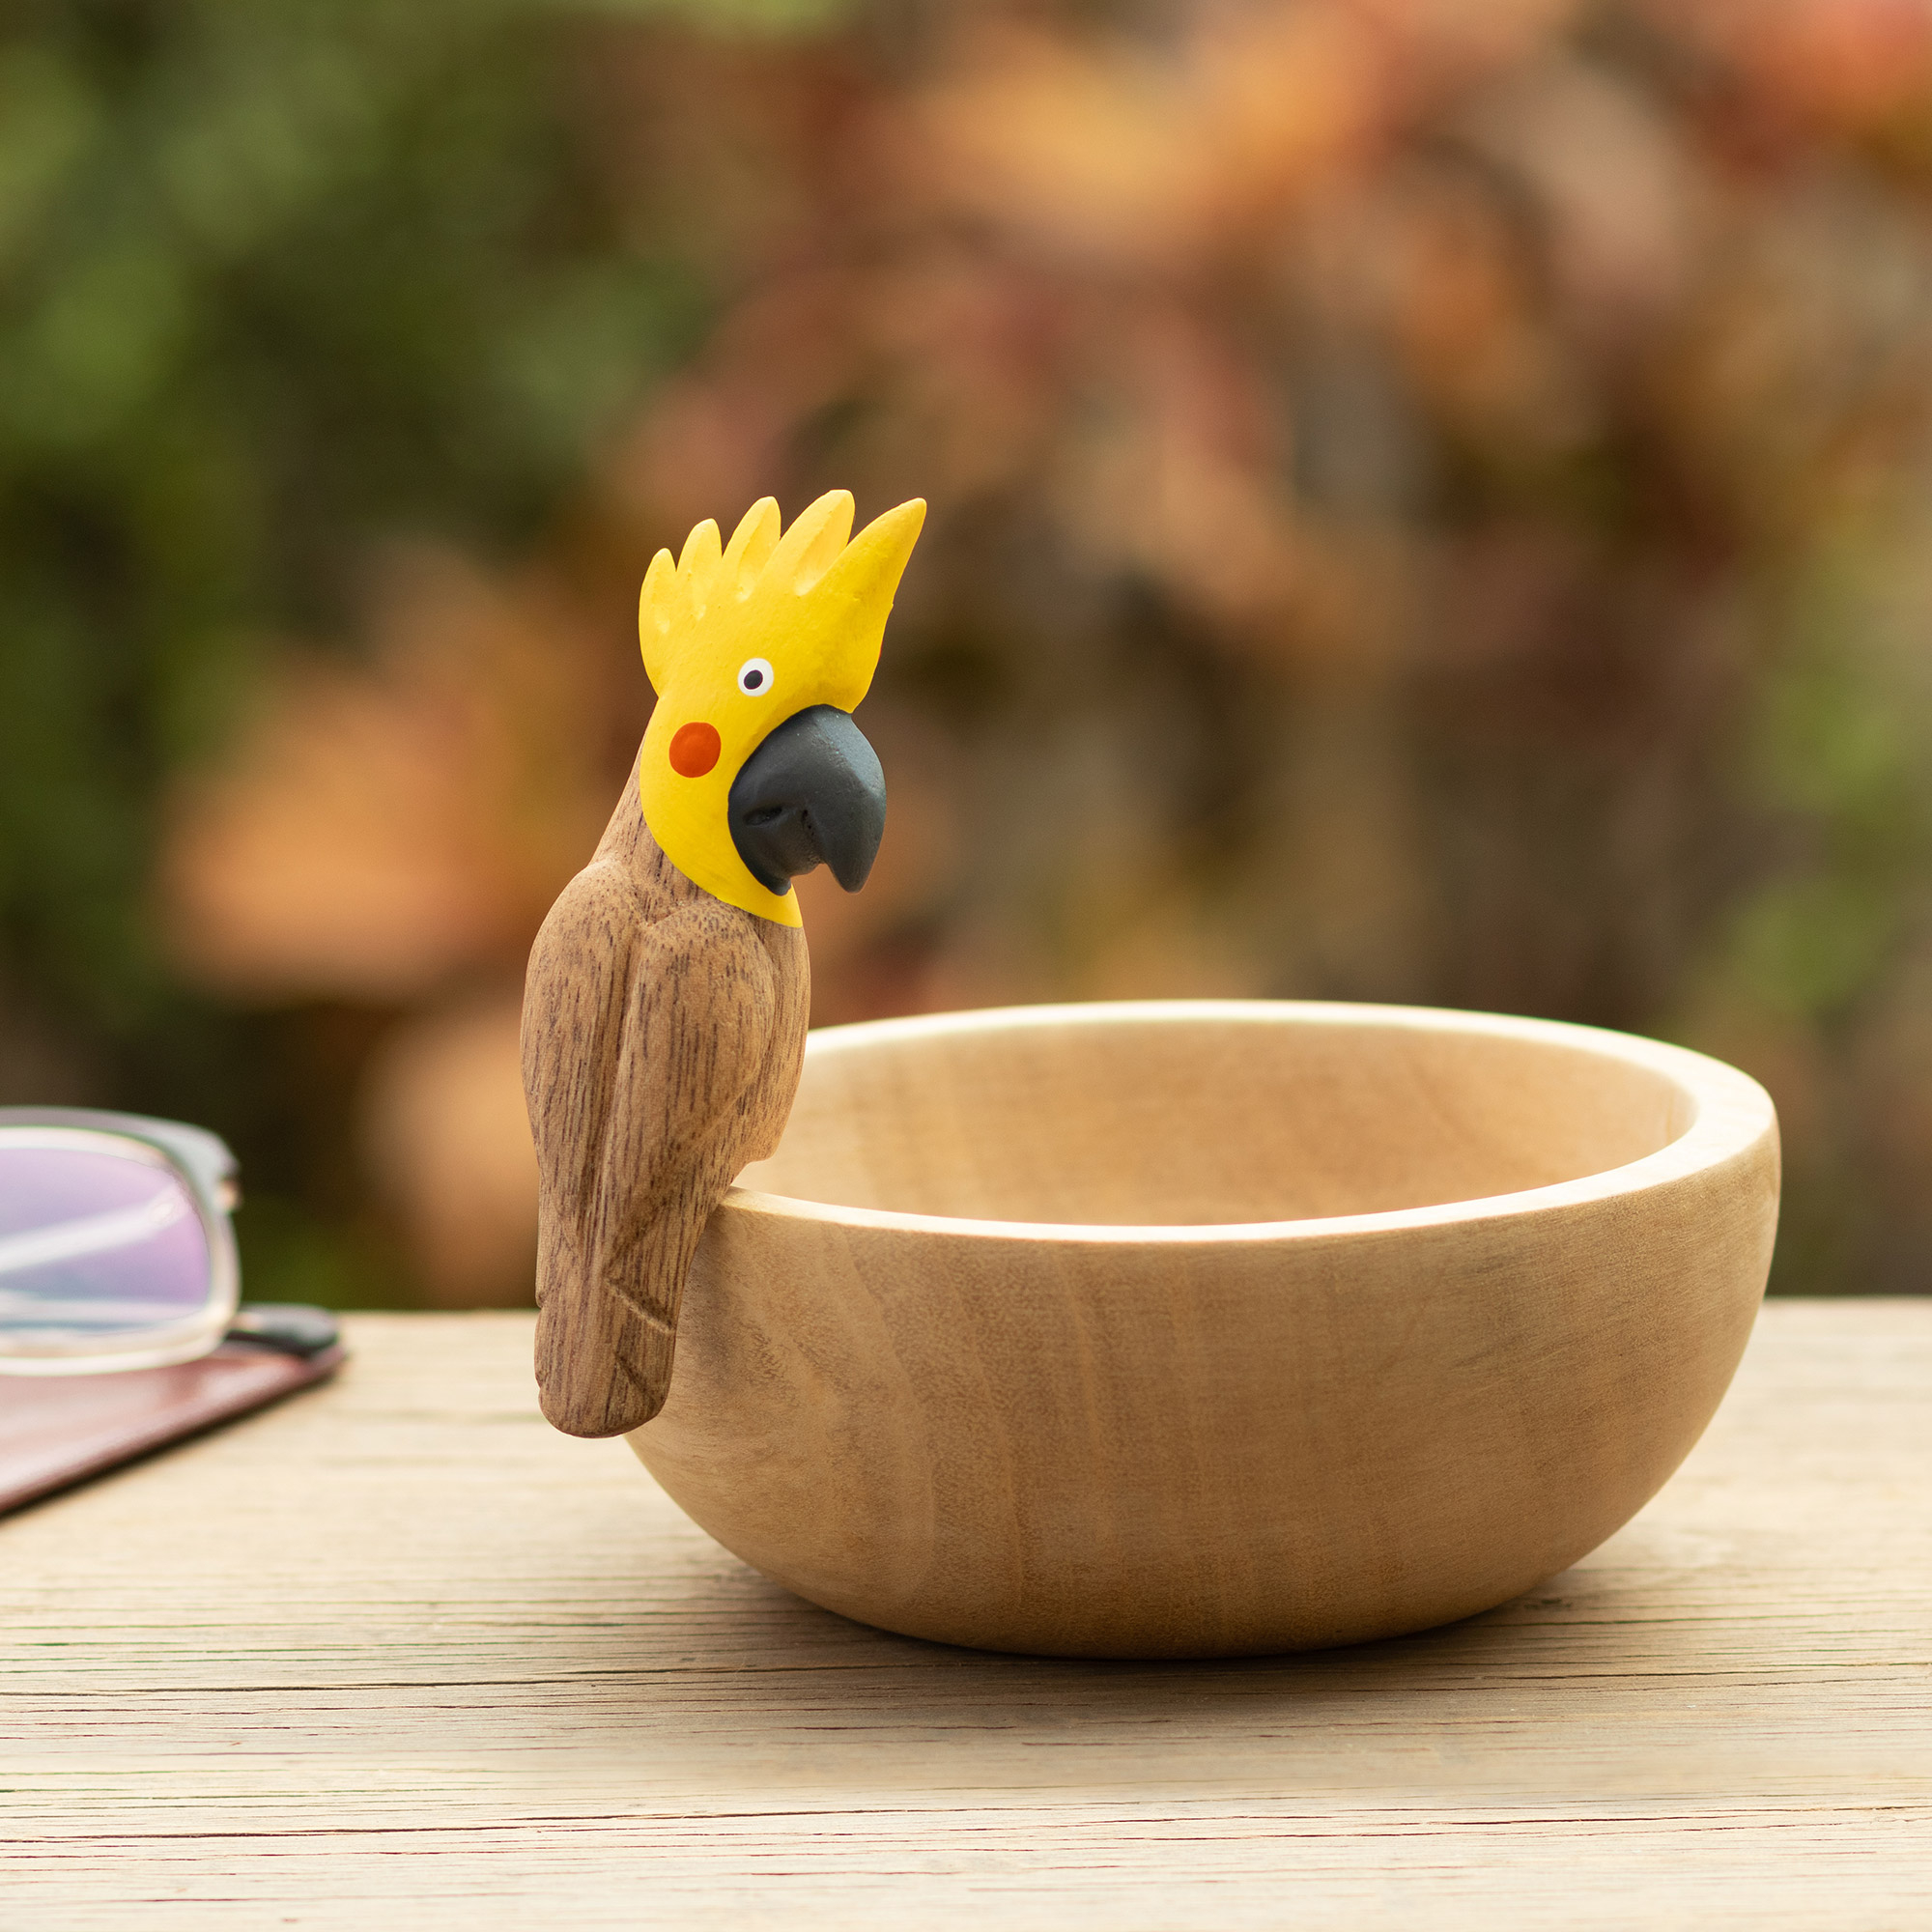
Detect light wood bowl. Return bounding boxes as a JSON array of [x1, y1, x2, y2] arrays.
[[629, 1001, 1779, 1658]]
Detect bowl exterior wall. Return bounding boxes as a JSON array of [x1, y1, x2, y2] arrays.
[[629, 1132, 1779, 1658]]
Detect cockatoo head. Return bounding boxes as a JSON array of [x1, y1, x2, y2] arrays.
[[636, 491, 924, 924]]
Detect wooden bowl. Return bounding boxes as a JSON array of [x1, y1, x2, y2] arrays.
[[630, 1001, 1779, 1658]]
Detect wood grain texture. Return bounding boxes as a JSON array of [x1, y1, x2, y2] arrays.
[[522, 754, 809, 1436], [2, 1302, 1929, 1929], [643, 1002, 1780, 1656]]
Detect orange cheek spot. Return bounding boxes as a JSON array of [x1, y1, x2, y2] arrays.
[[668, 722, 722, 778]]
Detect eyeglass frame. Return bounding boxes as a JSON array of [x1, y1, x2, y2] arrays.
[[0, 1106, 242, 1376]]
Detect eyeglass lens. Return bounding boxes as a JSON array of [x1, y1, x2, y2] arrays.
[[0, 1144, 212, 1349]]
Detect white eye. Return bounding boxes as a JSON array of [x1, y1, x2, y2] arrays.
[[736, 657, 775, 697]]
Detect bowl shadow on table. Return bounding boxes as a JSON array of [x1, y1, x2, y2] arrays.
[[510, 1503, 1743, 1803]]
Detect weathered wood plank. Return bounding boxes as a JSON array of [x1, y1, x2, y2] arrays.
[[3, 1301, 1928, 1927]]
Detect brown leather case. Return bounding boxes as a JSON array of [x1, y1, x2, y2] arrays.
[[0, 1342, 345, 1518]]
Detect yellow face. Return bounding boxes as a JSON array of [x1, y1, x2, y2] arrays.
[[637, 492, 924, 923]]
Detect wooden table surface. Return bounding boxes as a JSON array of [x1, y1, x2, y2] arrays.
[[4, 1300, 1928, 1929]]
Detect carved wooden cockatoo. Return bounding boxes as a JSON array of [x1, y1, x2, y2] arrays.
[[521, 491, 924, 1437]]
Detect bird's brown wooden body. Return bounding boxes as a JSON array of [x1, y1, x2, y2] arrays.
[[521, 757, 810, 1437]]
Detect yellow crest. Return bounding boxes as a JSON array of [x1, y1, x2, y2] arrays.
[[636, 491, 924, 923]]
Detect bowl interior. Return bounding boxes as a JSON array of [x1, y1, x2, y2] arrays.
[[737, 1008, 1698, 1226]]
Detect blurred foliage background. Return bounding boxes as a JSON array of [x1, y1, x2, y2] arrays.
[[5, 0, 1932, 1305]]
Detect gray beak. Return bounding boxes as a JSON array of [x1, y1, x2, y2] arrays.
[[727, 705, 887, 897]]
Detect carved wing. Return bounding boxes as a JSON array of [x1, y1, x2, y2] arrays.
[[522, 863, 781, 1437]]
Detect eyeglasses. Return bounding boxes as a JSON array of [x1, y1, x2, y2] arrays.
[[0, 1107, 242, 1377]]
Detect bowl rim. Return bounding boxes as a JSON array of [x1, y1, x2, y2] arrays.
[[722, 999, 1777, 1247]]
